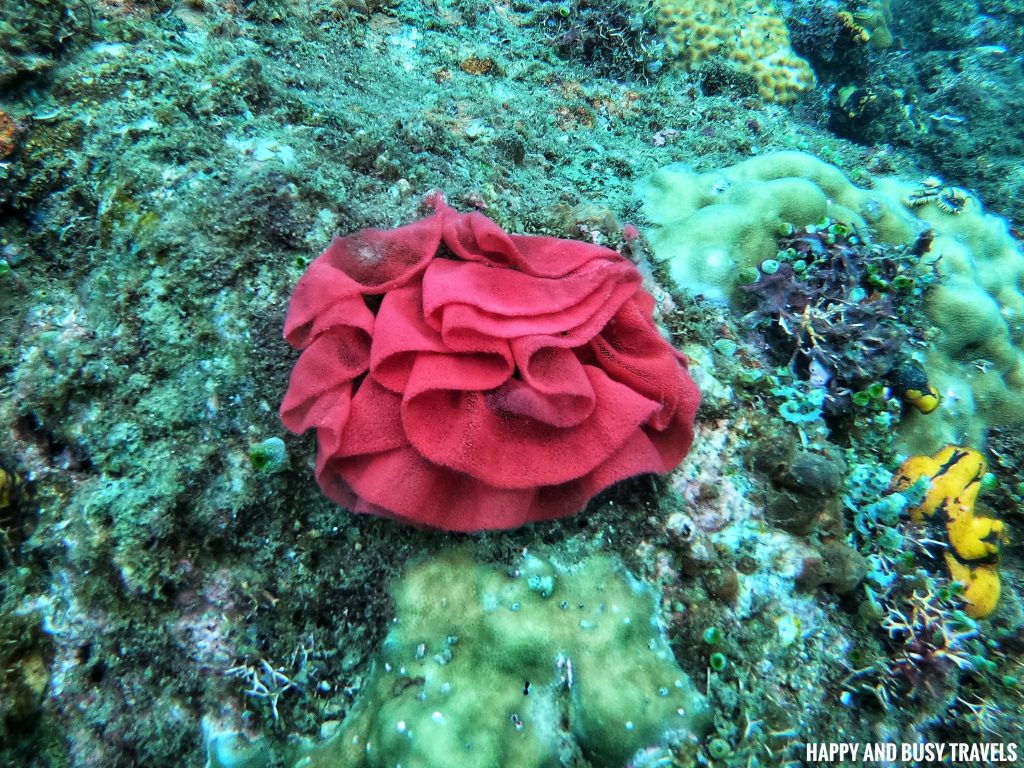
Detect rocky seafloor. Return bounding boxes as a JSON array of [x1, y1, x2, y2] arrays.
[[0, 0, 1022, 766]]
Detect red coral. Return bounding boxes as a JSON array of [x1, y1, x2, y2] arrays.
[[280, 194, 699, 531]]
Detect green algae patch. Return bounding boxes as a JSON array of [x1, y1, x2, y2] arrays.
[[296, 549, 709, 768]]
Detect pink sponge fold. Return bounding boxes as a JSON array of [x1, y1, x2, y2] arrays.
[[280, 195, 700, 531]]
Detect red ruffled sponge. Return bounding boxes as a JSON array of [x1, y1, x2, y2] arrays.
[[280, 195, 699, 531]]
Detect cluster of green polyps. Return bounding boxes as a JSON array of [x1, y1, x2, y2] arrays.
[[638, 151, 1024, 456], [294, 549, 710, 768]]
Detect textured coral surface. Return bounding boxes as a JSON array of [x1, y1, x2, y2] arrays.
[[654, 0, 815, 103], [297, 550, 708, 767]]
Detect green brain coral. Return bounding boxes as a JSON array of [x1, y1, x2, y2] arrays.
[[638, 151, 1024, 455], [295, 549, 709, 768]]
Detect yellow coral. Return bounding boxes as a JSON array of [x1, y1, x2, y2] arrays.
[[903, 385, 941, 414], [946, 559, 1001, 619], [654, 0, 815, 104], [836, 12, 870, 45], [0, 466, 24, 511], [856, 0, 893, 50], [838, 0, 893, 50], [889, 361, 941, 415], [891, 445, 1006, 618]]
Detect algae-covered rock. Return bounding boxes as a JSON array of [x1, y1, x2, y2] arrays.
[[0, 0, 79, 89], [297, 549, 709, 768]]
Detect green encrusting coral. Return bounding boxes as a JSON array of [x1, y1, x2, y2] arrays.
[[638, 151, 1024, 455], [294, 549, 709, 768]]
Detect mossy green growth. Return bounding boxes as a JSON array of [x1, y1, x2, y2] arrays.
[[296, 549, 709, 768]]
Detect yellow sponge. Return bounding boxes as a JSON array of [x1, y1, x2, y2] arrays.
[[654, 0, 815, 104], [891, 445, 1006, 618]]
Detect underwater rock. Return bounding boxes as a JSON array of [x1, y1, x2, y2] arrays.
[[702, 565, 740, 604], [796, 540, 868, 594], [778, 449, 846, 499], [749, 436, 847, 535]]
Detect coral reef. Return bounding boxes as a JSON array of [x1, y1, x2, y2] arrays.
[[806, 0, 1024, 224], [654, 0, 815, 103], [742, 218, 933, 422], [639, 151, 1024, 454], [0, 0, 82, 91], [294, 548, 709, 768], [0, 0, 1020, 765], [842, 456, 1022, 730], [541, 0, 665, 80]]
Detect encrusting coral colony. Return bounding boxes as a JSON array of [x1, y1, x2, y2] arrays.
[[296, 550, 709, 768], [0, 0, 1022, 766], [654, 0, 816, 103], [892, 446, 1005, 619]]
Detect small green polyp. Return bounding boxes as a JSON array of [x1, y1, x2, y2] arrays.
[[249, 437, 289, 474], [708, 737, 732, 759], [702, 626, 722, 646]]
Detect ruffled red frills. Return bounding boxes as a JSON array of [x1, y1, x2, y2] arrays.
[[280, 195, 699, 531]]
